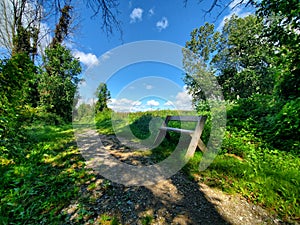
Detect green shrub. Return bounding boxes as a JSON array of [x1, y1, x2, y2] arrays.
[[268, 98, 300, 152]]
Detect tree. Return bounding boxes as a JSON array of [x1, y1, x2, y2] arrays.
[[39, 44, 81, 122], [217, 15, 274, 99], [75, 103, 94, 121], [0, 53, 36, 105], [257, 0, 300, 100], [95, 83, 111, 112], [253, 0, 300, 151], [185, 22, 221, 63], [184, 15, 273, 102], [184, 22, 221, 103], [0, 53, 36, 142], [50, 5, 73, 48], [0, 0, 42, 59], [0, 0, 42, 60], [0, 0, 121, 57], [37, 4, 81, 122]]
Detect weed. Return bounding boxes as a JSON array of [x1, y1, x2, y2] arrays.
[[141, 214, 153, 225], [97, 214, 120, 225]]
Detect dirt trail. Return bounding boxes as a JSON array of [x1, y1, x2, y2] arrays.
[[71, 129, 284, 225]]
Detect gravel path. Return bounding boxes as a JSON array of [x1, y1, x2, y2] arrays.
[[70, 129, 287, 225]]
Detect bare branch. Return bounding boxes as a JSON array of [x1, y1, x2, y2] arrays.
[[83, 0, 122, 37], [206, 0, 218, 14], [213, 1, 233, 23], [230, 0, 246, 10], [184, 0, 254, 21]]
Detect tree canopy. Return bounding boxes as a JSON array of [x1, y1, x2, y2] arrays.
[[95, 82, 111, 112], [183, 1, 299, 152]]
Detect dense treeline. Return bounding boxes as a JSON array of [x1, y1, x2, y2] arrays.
[[184, 1, 299, 152], [0, 4, 81, 153]]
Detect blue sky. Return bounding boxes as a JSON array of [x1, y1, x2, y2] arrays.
[[0, 0, 254, 112], [72, 0, 254, 112]]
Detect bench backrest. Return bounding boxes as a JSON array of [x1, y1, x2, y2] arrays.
[[163, 115, 206, 127]]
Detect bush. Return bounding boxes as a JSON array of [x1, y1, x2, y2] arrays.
[[226, 94, 299, 152], [268, 98, 300, 152]]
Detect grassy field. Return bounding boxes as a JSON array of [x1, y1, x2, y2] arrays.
[[95, 110, 300, 223], [0, 109, 298, 224], [0, 124, 96, 224]]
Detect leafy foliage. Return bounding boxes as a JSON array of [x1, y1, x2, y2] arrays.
[[39, 44, 81, 122], [257, 0, 300, 101], [184, 15, 274, 101], [51, 5, 73, 48], [0, 53, 37, 153], [0, 53, 36, 106], [95, 83, 111, 112], [0, 1, 299, 224]]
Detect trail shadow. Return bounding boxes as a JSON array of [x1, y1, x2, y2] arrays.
[[74, 172, 232, 225], [74, 128, 232, 224]]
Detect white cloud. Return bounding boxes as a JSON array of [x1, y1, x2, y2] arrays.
[[156, 17, 169, 31], [174, 89, 193, 110], [148, 8, 154, 17], [88, 98, 97, 105], [101, 51, 111, 61], [38, 22, 52, 53], [164, 101, 173, 106], [142, 107, 156, 111], [147, 100, 160, 107], [108, 98, 142, 112], [161, 89, 193, 110], [130, 8, 143, 23], [97, 51, 112, 64], [217, 4, 253, 31], [73, 50, 99, 67], [145, 84, 153, 90]]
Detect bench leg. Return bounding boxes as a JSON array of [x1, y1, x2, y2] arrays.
[[197, 138, 207, 152], [186, 116, 207, 157], [153, 116, 170, 147], [186, 134, 200, 158], [153, 129, 166, 147]]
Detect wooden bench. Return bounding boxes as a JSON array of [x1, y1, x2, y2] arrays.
[[154, 115, 207, 157]]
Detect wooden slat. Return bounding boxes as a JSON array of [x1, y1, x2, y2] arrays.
[[167, 116, 201, 122], [159, 127, 194, 134]]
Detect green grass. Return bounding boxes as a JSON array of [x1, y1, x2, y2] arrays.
[[94, 110, 300, 223], [4, 109, 296, 224], [141, 215, 153, 225], [184, 150, 299, 219], [0, 124, 94, 224], [185, 129, 300, 222]]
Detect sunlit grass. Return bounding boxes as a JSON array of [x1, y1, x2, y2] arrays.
[[183, 136, 300, 222], [0, 124, 94, 224], [95, 110, 300, 223]]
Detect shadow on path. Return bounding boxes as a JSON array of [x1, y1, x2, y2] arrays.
[[70, 128, 231, 224]]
